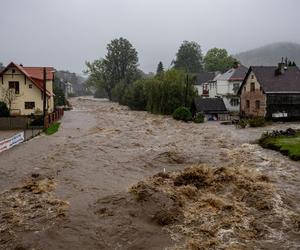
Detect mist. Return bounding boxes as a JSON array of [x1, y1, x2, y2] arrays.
[[1, 0, 300, 74]]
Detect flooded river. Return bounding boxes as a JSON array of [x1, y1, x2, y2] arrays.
[[0, 97, 299, 249]]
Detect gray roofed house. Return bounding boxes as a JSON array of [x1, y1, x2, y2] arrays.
[[195, 72, 216, 85], [239, 64, 300, 119], [192, 97, 229, 121]]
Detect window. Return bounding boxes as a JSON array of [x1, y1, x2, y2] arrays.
[[230, 98, 240, 106], [246, 100, 250, 108], [9, 81, 20, 94], [12, 69, 16, 74], [251, 75, 254, 79], [255, 100, 260, 109], [250, 82, 255, 92], [29, 84, 33, 89], [25, 102, 35, 109], [233, 83, 240, 93]]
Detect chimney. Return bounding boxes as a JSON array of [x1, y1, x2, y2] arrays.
[[276, 62, 285, 75]]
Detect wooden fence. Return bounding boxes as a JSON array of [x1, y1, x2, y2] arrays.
[[44, 108, 64, 129], [0, 117, 29, 130]]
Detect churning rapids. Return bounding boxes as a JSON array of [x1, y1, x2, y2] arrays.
[[0, 97, 299, 250]]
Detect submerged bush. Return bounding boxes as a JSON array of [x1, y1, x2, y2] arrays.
[[194, 113, 204, 123], [248, 117, 266, 127], [237, 119, 248, 129], [173, 107, 192, 122]]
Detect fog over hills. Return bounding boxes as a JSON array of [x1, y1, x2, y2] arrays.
[[235, 42, 300, 67]]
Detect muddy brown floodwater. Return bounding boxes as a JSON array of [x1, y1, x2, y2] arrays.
[[0, 97, 300, 250]]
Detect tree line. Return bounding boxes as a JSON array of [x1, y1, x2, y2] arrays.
[[84, 38, 238, 115]]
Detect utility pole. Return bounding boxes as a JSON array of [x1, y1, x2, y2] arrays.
[[184, 74, 189, 107], [43, 67, 47, 125]]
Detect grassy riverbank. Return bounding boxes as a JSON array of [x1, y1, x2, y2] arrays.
[[259, 132, 300, 160]]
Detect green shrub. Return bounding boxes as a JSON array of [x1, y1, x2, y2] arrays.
[[237, 119, 248, 129], [45, 122, 61, 135], [248, 117, 266, 127], [0, 102, 9, 117], [173, 107, 192, 122], [123, 80, 147, 110], [194, 113, 204, 123]]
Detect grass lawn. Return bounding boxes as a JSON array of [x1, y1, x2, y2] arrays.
[[260, 132, 300, 160], [45, 122, 61, 136]]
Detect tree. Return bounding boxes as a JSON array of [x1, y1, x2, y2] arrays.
[[204, 48, 238, 72], [0, 101, 9, 117], [53, 77, 67, 106], [85, 37, 139, 101], [173, 41, 203, 73], [0, 86, 17, 112], [156, 61, 164, 76]]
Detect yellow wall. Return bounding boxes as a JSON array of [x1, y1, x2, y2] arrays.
[[0, 66, 54, 116]]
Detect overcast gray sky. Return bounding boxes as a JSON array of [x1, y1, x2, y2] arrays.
[[1, 0, 300, 74]]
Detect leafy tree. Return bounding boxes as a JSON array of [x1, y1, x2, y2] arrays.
[[145, 69, 197, 115], [173, 41, 203, 73], [0, 86, 17, 112], [204, 48, 238, 72], [156, 61, 164, 76], [0, 101, 9, 117], [85, 37, 139, 101], [53, 77, 67, 106]]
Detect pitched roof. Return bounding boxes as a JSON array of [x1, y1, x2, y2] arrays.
[[214, 65, 248, 82], [239, 66, 300, 94], [193, 97, 228, 114], [195, 71, 216, 85], [229, 65, 248, 81], [0, 62, 55, 96]]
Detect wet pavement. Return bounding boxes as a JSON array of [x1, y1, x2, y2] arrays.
[[0, 97, 300, 249]]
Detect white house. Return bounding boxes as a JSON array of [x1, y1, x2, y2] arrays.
[[194, 72, 217, 96], [208, 65, 248, 112]]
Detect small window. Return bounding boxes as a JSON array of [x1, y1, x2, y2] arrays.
[[230, 98, 240, 106], [25, 102, 35, 109], [250, 82, 255, 92], [12, 69, 16, 74], [255, 100, 260, 109], [246, 100, 250, 108], [251, 75, 254, 79], [29, 84, 33, 89]]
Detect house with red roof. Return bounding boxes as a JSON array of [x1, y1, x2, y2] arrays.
[[0, 62, 55, 116]]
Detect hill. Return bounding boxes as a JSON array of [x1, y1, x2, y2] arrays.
[[235, 42, 300, 66]]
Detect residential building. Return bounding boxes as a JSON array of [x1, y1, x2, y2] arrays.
[[0, 62, 55, 116], [238, 64, 300, 119], [194, 72, 217, 96], [209, 65, 248, 112], [192, 97, 229, 121]]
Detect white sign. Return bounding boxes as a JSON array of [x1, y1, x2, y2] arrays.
[[272, 112, 288, 118], [0, 132, 25, 153]]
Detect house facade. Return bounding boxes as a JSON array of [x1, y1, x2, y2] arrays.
[[0, 62, 55, 116], [238, 64, 300, 119], [194, 72, 217, 97], [208, 65, 248, 112]]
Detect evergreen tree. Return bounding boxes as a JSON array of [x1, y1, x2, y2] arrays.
[[156, 61, 164, 75]]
